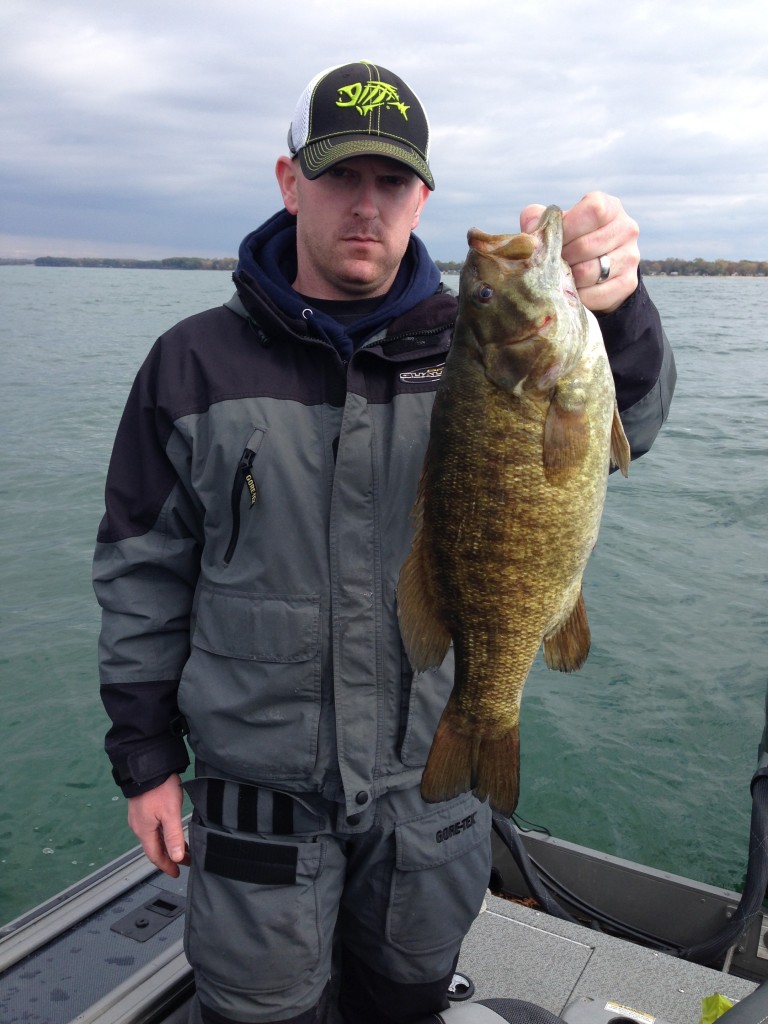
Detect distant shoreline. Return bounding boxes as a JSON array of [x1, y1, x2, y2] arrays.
[[0, 256, 238, 271], [1, 256, 766, 277]]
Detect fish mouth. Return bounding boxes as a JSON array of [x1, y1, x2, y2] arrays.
[[466, 205, 564, 266], [467, 228, 536, 262]]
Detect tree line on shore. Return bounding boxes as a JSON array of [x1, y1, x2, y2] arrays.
[[436, 258, 768, 277], [1, 255, 766, 276], [0, 256, 239, 270]]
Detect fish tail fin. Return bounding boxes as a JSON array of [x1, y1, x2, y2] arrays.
[[421, 711, 521, 816], [543, 590, 590, 671], [474, 726, 521, 817], [420, 711, 475, 805]]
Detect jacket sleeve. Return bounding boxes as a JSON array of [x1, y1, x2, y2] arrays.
[[598, 274, 676, 460], [93, 337, 201, 797]]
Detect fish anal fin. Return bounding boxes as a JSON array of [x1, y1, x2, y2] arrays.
[[543, 590, 591, 672], [543, 400, 590, 482], [421, 711, 521, 817], [610, 402, 631, 477], [397, 524, 451, 671]]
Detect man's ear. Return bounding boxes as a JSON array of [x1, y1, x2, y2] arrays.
[[411, 184, 430, 230], [275, 155, 300, 215]]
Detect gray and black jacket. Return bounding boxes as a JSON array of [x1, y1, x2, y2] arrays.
[[94, 210, 676, 820]]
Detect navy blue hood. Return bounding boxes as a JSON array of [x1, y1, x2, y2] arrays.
[[234, 209, 442, 359]]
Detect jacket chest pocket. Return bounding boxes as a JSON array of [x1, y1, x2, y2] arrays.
[[224, 426, 268, 565]]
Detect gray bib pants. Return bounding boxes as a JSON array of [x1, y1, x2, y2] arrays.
[[183, 776, 491, 1023]]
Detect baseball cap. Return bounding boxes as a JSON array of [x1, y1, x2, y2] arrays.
[[287, 60, 434, 190]]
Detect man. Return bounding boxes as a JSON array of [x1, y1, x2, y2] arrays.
[[94, 61, 675, 1024]]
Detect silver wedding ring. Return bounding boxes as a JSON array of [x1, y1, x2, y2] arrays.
[[597, 254, 611, 283]]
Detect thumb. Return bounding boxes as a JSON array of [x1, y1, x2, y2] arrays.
[[520, 203, 546, 234], [161, 816, 187, 863]]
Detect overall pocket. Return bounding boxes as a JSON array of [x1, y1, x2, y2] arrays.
[[185, 820, 332, 998], [386, 793, 491, 954]]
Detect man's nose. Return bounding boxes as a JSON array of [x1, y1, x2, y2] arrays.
[[351, 180, 378, 218]]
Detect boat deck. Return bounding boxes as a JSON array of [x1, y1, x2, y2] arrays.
[[458, 895, 756, 1024], [0, 835, 761, 1024]]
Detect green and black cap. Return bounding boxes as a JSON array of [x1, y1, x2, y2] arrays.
[[287, 60, 434, 190]]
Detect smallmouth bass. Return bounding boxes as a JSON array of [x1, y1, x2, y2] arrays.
[[397, 206, 630, 816]]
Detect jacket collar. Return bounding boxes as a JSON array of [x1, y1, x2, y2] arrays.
[[233, 209, 443, 359]]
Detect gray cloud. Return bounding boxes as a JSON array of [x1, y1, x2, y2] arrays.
[[2, 0, 766, 260]]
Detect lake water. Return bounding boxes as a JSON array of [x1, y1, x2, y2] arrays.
[[1, 266, 766, 925]]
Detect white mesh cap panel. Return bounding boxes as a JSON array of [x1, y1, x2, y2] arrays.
[[288, 65, 341, 152]]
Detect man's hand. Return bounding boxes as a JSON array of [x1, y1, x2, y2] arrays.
[[521, 192, 640, 314], [127, 773, 189, 877]]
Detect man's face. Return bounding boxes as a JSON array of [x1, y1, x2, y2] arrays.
[[276, 154, 430, 300]]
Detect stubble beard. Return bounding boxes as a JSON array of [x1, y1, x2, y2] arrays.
[[299, 227, 407, 300]]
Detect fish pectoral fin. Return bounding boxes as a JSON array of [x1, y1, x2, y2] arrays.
[[543, 399, 590, 482], [397, 531, 451, 671], [610, 402, 631, 477], [421, 711, 521, 816], [543, 590, 591, 671]]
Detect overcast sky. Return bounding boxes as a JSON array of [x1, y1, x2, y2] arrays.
[[1, 0, 766, 262]]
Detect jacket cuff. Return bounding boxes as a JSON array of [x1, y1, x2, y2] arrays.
[[110, 734, 190, 798]]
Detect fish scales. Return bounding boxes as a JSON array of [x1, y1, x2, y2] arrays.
[[398, 206, 630, 816]]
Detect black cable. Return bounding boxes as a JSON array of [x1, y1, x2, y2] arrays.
[[492, 812, 680, 952], [494, 767, 768, 966], [491, 813, 578, 923], [679, 768, 768, 965]]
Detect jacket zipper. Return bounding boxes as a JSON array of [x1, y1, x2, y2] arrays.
[[363, 321, 453, 356], [223, 447, 258, 564]]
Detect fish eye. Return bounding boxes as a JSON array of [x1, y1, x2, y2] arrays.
[[476, 283, 494, 303]]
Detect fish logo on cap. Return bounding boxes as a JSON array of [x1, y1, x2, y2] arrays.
[[336, 81, 410, 120]]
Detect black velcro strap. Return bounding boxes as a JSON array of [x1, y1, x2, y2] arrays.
[[237, 783, 260, 833], [204, 832, 298, 885], [207, 778, 225, 827], [272, 791, 295, 834]]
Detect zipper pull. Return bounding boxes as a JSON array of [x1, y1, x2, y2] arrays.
[[239, 449, 258, 507], [224, 448, 258, 565]]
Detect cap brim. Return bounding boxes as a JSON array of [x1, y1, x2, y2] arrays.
[[297, 135, 434, 190]]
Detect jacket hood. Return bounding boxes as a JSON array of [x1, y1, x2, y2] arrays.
[[234, 209, 442, 359]]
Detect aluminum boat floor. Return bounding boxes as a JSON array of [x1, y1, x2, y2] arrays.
[[457, 895, 757, 1024], [0, 869, 759, 1023]]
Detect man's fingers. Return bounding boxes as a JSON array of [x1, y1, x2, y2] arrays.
[[162, 819, 188, 864], [126, 774, 186, 878], [560, 192, 625, 250], [570, 238, 640, 313], [518, 193, 640, 312], [520, 204, 546, 234]]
